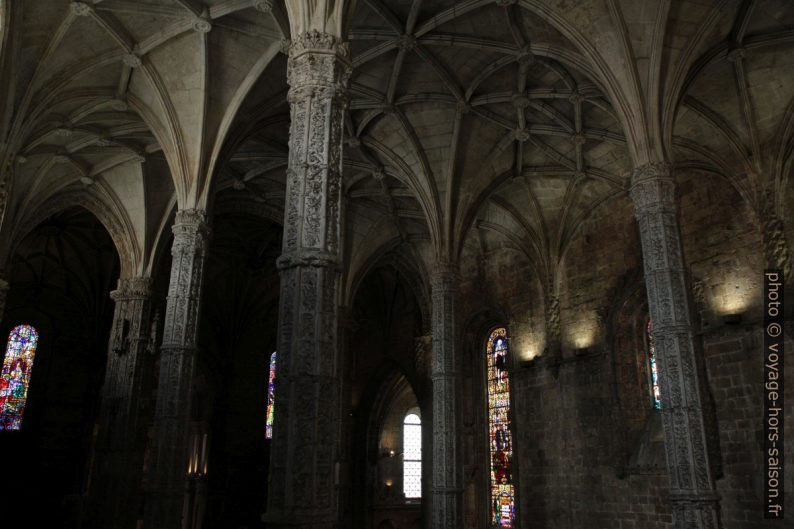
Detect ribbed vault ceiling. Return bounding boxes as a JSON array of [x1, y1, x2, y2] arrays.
[[0, 0, 791, 293]]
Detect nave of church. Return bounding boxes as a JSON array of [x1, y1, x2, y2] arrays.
[[0, 1, 791, 528]]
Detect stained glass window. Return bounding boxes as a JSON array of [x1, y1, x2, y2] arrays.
[[403, 413, 421, 499], [486, 327, 515, 527], [0, 325, 39, 431], [646, 320, 661, 409], [265, 351, 276, 439]]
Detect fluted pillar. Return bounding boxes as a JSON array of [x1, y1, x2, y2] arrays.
[[93, 277, 154, 528], [430, 265, 462, 529], [144, 209, 210, 529], [265, 29, 350, 529], [630, 163, 721, 529]]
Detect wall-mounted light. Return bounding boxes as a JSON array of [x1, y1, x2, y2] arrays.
[[384, 479, 393, 487], [389, 450, 395, 457], [722, 312, 743, 325]]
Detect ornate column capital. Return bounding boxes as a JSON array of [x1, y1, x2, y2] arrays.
[[629, 162, 676, 216], [172, 209, 211, 253], [430, 263, 460, 291], [111, 277, 153, 301], [287, 31, 352, 101]]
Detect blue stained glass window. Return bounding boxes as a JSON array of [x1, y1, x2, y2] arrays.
[[486, 327, 515, 527], [265, 351, 276, 439], [0, 325, 39, 431], [647, 320, 661, 409]]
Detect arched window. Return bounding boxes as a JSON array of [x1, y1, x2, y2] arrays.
[[265, 351, 276, 439], [0, 325, 39, 431], [646, 320, 661, 409], [486, 327, 515, 527], [402, 412, 421, 499]]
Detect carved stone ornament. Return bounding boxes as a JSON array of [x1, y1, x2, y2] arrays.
[[629, 162, 721, 529], [123, 53, 142, 69], [144, 208, 210, 528], [70, 1, 92, 16], [430, 264, 463, 529], [253, 0, 273, 13], [266, 29, 350, 529], [514, 128, 530, 142], [192, 16, 212, 33], [94, 274, 154, 527]]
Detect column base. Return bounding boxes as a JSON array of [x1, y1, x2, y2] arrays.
[[670, 492, 721, 529]]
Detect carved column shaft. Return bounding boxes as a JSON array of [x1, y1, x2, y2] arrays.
[[630, 164, 720, 529], [761, 208, 791, 281], [544, 291, 561, 359], [431, 266, 462, 529], [145, 209, 210, 529], [94, 277, 154, 529], [266, 30, 350, 529]]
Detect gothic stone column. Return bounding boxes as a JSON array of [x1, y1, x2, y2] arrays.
[[630, 163, 721, 529], [93, 277, 153, 529], [144, 209, 210, 529], [430, 266, 463, 529], [265, 30, 350, 529]]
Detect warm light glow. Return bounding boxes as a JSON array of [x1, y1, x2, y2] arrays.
[[713, 286, 749, 315], [522, 348, 540, 361], [384, 479, 393, 487], [566, 315, 598, 349], [710, 272, 756, 316]]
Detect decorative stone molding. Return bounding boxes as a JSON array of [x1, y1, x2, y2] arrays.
[[762, 209, 792, 280], [514, 128, 530, 142], [93, 275, 155, 528], [15, 188, 139, 279], [371, 166, 386, 181], [289, 30, 351, 59], [496, 0, 518, 5], [571, 133, 587, 146], [70, 1, 92, 16], [253, 0, 273, 13], [545, 293, 561, 354], [726, 47, 745, 63], [430, 264, 463, 529], [266, 30, 350, 529], [516, 46, 535, 66], [629, 162, 721, 529], [192, 16, 212, 33], [511, 93, 530, 109], [397, 34, 417, 52], [145, 209, 211, 528], [122, 53, 142, 69]]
